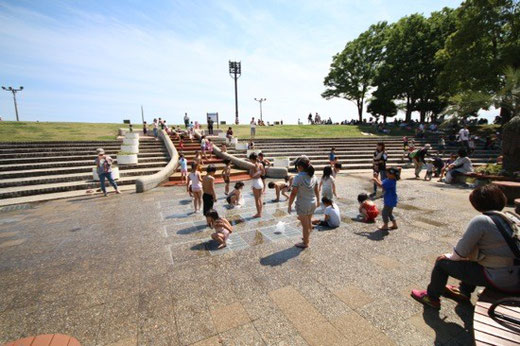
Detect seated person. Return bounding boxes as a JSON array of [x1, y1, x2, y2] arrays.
[[438, 154, 457, 182], [226, 182, 244, 206], [445, 148, 473, 184], [357, 193, 379, 223], [411, 185, 520, 309], [312, 197, 340, 229], [208, 209, 233, 249], [268, 181, 290, 201]]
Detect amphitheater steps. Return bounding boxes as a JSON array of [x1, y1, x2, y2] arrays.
[[0, 137, 170, 204]]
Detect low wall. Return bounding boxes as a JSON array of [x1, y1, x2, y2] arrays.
[[135, 130, 179, 193]]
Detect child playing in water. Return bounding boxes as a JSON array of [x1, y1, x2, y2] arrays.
[[187, 162, 202, 213], [312, 197, 340, 229], [208, 209, 233, 249], [221, 159, 232, 195], [372, 167, 399, 231], [226, 181, 244, 207], [285, 175, 295, 191], [202, 165, 217, 227], [357, 193, 379, 223], [268, 181, 290, 202], [319, 166, 337, 200], [179, 154, 188, 185]]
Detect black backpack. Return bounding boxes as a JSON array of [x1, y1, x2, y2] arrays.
[[484, 211, 520, 259]]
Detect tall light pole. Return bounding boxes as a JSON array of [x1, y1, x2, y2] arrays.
[[2, 86, 23, 121], [254, 98, 267, 122], [228, 61, 241, 125]]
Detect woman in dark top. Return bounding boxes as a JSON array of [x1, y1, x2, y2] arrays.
[[372, 142, 388, 195], [412, 144, 431, 178]]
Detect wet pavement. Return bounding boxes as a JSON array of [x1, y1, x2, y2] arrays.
[[0, 169, 500, 345]]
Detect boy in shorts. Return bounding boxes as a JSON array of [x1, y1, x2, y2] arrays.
[[221, 159, 232, 195], [202, 165, 217, 227], [268, 181, 290, 202]]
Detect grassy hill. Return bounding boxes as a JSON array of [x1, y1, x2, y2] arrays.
[[0, 121, 414, 142]]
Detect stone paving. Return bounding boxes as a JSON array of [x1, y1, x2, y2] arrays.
[[0, 169, 508, 345]]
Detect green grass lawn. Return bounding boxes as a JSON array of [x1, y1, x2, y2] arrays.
[[0, 121, 414, 142], [0, 121, 123, 142]]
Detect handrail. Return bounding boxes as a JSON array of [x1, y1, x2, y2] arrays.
[[135, 130, 179, 193]]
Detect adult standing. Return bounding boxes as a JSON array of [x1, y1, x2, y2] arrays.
[[288, 157, 319, 249], [184, 113, 190, 129], [152, 118, 158, 140], [250, 117, 256, 138], [445, 148, 473, 184], [95, 148, 121, 197], [412, 144, 431, 178], [411, 185, 520, 309], [372, 142, 388, 195], [458, 126, 470, 151]]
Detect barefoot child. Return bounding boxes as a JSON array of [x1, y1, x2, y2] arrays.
[[226, 181, 244, 206], [208, 209, 233, 249], [329, 147, 337, 165], [332, 163, 342, 178], [312, 197, 340, 229], [179, 154, 188, 185], [268, 181, 290, 202], [372, 167, 399, 231], [357, 193, 379, 223], [207, 138, 214, 160], [319, 166, 337, 200], [249, 153, 265, 218], [187, 163, 202, 212], [179, 136, 185, 151], [202, 165, 217, 227], [258, 152, 271, 193], [221, 159, 232, 194]]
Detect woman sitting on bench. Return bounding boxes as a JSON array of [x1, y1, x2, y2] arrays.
[[444, 148, 473, 184], [411, 184, 520, 309]]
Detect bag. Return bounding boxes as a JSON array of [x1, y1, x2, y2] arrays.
[[484, 211, 520, 259]]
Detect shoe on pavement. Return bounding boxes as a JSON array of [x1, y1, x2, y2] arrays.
[[443, 285, 470, 302], [411, 289, 440, 309]]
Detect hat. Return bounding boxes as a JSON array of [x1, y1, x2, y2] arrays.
[[424, 144, 431, 149], [96, 148, 105, 155], [386, 167, 400, 175]]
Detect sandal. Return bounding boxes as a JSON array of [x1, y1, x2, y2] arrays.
[[295, 242, 309, 249], [443, 285, 470, 302], [389, 226, 399, 230], [411, 289, 440, 309]]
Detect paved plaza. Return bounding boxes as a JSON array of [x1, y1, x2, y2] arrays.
[[0, 169, 500, 345]]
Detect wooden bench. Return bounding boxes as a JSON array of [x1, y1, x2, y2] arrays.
[[492, 181, 520, 204], [3, 334, 80, 346], [474, 289, 520, 345]]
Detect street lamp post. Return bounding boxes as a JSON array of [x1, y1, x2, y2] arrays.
[[228, 61, 241, 125], [254, 98, 267, 122], [1, 86, 23, 121]]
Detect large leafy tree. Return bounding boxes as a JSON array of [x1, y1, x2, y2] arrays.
[[367, 88, 397, 124], [322, 22, 388, 122]]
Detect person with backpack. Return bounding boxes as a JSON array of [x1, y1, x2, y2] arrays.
[[411, 184, 520, 309]]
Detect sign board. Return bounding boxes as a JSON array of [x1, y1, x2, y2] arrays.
[[207, 112, 219, 128], [123, 119, 131, 124]]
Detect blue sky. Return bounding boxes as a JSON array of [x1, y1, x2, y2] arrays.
[[0, 0, 473, 125]]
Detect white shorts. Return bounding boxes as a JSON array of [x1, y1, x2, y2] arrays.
[[252, 178, 264, 190]]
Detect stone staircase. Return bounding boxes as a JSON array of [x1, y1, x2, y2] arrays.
[[163, 135, 250, 186], [0, 137, 170, 205], [231, 137, 500, 171]]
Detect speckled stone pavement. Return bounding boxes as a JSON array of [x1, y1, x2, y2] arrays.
[[1, 169, 508, 345]]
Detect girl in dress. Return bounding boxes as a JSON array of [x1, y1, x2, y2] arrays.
[[319, 166, 337, 200]]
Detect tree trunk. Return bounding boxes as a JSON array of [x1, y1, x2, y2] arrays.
[[405, 97, 412, 122], [502, 116, 520, 172], [383, 115, 387, 124], [420, 110, 426, 123], [357, 99, 363, 123], [500, 106, 512, 125]]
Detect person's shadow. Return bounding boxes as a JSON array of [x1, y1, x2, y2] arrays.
[[260, 247, 302, 267], [354, 229, 389, 241], [422, 305, 471, 345]]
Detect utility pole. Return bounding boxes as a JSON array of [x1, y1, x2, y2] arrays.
[[1, 86, 23, 121], [254, 98, 267, 122], [141, 105, 145, 123], [228, 61, 242, 125]]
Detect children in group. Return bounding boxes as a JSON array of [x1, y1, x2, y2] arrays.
[[208, 209, 233, 249], [249, 153, 265, 218], [312, 197, 340, 229], [206, 139, 214, 160], [357, 193, 379, 223], [221, 159, 232, 195], [179, 136, 184, 151], [332, 163, 342, 178], [202, 164, 217, 227], [268, 181, 290, 202], [329, 147, 337, 165], [258, 152, 270, 193], [179, 154, 188, 185], [319, 166, 337, 200], [226, 181, 244, 207], [372, 167, 399, 231], [372, 142, 388, 196], [187, 162, 202, 213], [424, 159, 434, 181]]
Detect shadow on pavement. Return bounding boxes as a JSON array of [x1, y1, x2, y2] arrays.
[[260, 247, 302, 266]]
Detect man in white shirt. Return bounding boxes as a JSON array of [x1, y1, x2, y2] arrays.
[[250, 117, 256, 138], [184, 113, 190, 129], [458, 126, 470, 151]]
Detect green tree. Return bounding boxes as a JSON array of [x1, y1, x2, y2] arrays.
[[322, 22, 388, 122], [367, 89, 397, 124], [495, 67, 520, 121]]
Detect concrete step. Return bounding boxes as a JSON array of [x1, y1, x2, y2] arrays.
[[0, 175, 140, 199], [0, 167, 162, 188], [0, 158, 169, 172], [0, 153, 170, 164], [0, 150, 168, 159], [0, 162, 168, 179]]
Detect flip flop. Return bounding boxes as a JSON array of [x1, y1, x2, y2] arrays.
[[389, 226, 399, 230], [295, 242, 308, 249]]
